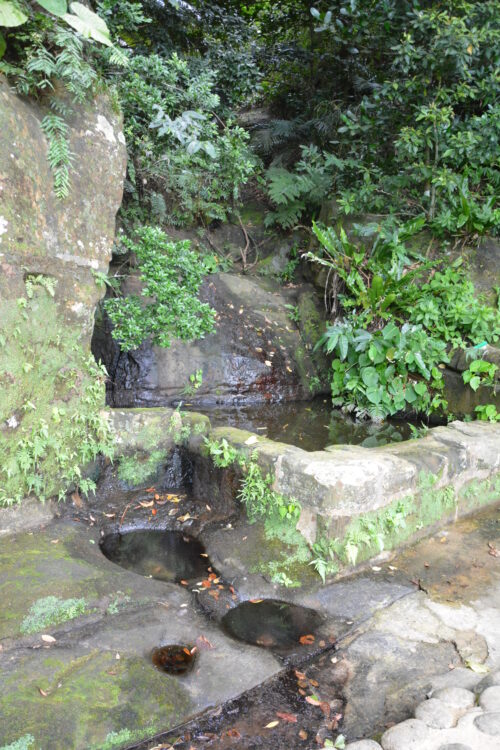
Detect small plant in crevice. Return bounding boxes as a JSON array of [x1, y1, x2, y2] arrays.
[[117, 450, 166, 488], [462, 359, 498, 392], [182, 368, 203, 396], [0, 734, 36, 750], [309, 538, 339, 584], [475, 404, 500, 422], [20, 595, 88, 634]]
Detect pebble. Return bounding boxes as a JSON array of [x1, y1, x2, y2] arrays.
[[473, 711, 500, 736], [477, 670, 500, 692], [345, 742, 382, 750], [414, 697, 457, 728], [381, 718, 432, 750], [479, 686, 500, 712], [432, 687, 475, 710]]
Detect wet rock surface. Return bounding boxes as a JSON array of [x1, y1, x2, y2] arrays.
[[94, 272, 329, 407], [1, 482, 500, 749]]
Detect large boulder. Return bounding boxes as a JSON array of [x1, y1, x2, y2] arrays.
[[95, 272, 330, 406], [0, 76, 126, 339], [0, 77, 126, 505]]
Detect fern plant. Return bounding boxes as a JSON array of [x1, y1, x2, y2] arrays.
[[40, 113, 73, 199]]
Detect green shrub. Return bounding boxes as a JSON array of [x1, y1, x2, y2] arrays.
[[116, 52, 257, 226], [104, 226, 216, 351]]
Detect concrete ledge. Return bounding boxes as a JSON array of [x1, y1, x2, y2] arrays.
[[107, 406, 500, 570]]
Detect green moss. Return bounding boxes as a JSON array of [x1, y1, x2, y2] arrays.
[[332, 470, 500, 569], [0, 284, 114, 506], [0, 650, 192, 750], [20, 596, 88, 634]]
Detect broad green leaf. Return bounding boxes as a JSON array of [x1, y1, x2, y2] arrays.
[[63, 2, 112, 45], [0, 0, 28, 27], [361, 367, 378, 387], [370, 275, 384, 302], [469, 375, 481, 391], [203, 141, 217, 159], [0, 31, 6, 57], [366, 385, 383, 404], [338, 334, 349, 361], [37, 0, 67, 17]]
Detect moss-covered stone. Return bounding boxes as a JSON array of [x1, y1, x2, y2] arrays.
[[0, 649, 191, 750], [0, 77, 126, 509]]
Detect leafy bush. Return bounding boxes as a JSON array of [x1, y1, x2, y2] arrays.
[[116, 52, 257, 225], [319, 320, 448, 420], [262, 1, 500, 237], [104, 226, 216, 351], [309, 217, 500, 419]]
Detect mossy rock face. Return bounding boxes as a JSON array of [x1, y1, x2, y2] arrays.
[[0, 77, 126, 509], [0, 648, 191, 750]]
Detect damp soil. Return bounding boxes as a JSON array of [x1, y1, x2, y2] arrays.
[[132, 651, 345, 750], [99, 529, 213, 583], [222, 599, 323, 651], [196, 398, 415, 451]]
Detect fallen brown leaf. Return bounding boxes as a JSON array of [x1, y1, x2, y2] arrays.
[[298, 729, 308, 740], [276, 712, 297, 723], [38, 687, 50, 697], [264, 720, 279, 729], [196, 635, 215, 651], [139, 500, 154, 508], [71, 491, 83, 507], [299, 634, 315, 645]]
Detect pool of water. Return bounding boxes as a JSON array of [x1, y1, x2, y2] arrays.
[[197, 398, 415, 452], [99, 529, 212, 583], [221, 599, 323, 650]]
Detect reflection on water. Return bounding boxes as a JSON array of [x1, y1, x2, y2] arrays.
[[151, 644, 197, 675], [200, 398, 415, 451], [100, 529, 211, 583], [222, 599, 322, 650]]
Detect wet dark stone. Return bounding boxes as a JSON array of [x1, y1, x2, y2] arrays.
[[99, 529, 212, 583], [151, 644, 196, 675], [221, 599, 322, 650]]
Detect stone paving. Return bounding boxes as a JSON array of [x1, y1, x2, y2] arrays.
[[347, 675, 500, 749]]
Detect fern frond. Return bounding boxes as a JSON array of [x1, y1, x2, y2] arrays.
[[266, 167, 303, 205], [41, 114, 73, 200]]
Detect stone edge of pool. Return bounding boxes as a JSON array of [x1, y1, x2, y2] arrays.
[[108, 407, 500, 572]]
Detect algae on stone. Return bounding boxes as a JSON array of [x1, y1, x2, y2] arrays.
[[0, 287, 113, 506]]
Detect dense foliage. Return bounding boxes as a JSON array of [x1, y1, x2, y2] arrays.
[[104, 226, 216, 351], [260, 1, 500, 235], [309, 219, 500, 419]]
